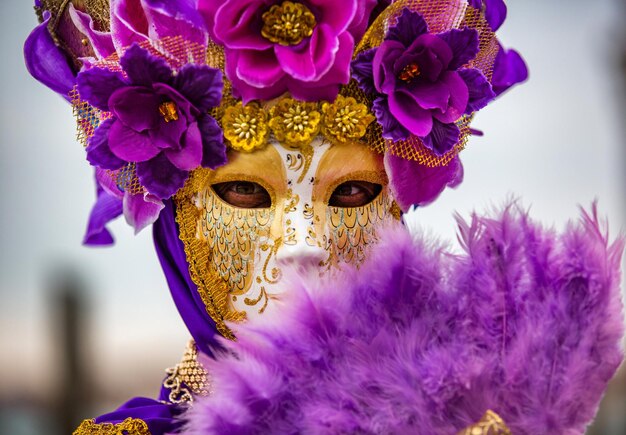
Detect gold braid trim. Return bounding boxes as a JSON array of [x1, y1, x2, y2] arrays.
[[458, 410, 511, 435], [73, 417, 150, 435], [174, 183, 243, 340]]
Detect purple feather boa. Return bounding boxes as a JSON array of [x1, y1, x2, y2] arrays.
[[184, 204, 624, 434]]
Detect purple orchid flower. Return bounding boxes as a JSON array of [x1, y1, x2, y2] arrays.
[[352, 9, 496, 156], [198, 0, 377, 102], [77, 43, 226, 199]]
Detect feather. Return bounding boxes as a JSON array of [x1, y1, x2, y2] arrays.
[[183, 205, 624, 434]]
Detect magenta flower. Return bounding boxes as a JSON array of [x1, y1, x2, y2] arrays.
[[77, 44, 226, 199], [198, 0, 377, 102], [352, 9, 496, 155]]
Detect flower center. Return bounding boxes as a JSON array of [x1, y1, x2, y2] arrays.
[[261, 1, 316, 46], [283, 106, 310, 132], [399, 63, 421, 83], [233, 113, 259, 139], [335, 107, 360, 133], [159, 101, 179, 123]]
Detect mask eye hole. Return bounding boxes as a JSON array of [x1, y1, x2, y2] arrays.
[[328, 181, 382, 208], [212, 181, 272, 209]]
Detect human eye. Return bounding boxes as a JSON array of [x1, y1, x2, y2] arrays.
[[328, 181, 382, 208], [212, 181, 271, 208]]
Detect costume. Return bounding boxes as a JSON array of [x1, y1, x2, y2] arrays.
[[24, 1, 622, 434]]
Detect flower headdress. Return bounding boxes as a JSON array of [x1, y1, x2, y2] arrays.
[[25, 0, 527, 244]]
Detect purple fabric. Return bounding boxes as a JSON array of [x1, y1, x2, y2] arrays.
[[184, 205, 625, 434], [94, 397, 183, 434], [23, 11, 76, 100], [153, 200, 221, 356]]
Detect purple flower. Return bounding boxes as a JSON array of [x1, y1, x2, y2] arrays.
[[352, 9, 495, 155], [198, 0, 377, 102], [77, 44, 226, 199]]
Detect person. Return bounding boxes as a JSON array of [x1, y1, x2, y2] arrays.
[[25, 1, 623, 434]]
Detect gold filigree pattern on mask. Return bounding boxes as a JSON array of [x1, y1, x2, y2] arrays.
[[269, 98, 321, 148], [244, 286, 270, 314], [458, 410, 511, 435], [261, 1, 316, 46], [322, 171, 391, 265], [163, 340, 211, 404], [73, 418, 150, 435], [197, 184, 273, 296], [321, 95, 375, 143], [222, 101, 269, 152]]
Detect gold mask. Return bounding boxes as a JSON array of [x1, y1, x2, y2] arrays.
[[175, 137, 398, 338]]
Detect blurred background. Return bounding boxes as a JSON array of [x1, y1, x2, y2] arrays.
[[0, 0, 624, 433]]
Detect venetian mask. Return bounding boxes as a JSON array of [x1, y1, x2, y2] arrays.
[[175, 136, 399, 335]]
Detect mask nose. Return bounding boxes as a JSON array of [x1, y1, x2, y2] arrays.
[[275, 243, 327, 270]]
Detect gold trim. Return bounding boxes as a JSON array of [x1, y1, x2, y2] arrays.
[[73, 417, 150, 435], [163, 340, 211, 404], [458, 410, 511, 435]]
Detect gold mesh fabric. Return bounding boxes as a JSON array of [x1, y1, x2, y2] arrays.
[[341, 0, 500, 167]]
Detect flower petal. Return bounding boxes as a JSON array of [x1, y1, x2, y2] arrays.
[[352, 48, 377, 94], [109, 120, 161, 162], [386, 9, 428, 46], [68, 4, 116, 59], [410, 79, 451, 111], [123, 191, 165, 234], [86, 118, 126, 170], [372, 40, 405, 94], [110, 0, 150, 52], [142, 0, 208, 45], [407, 34, 453, 81], [108, 87, 161, 132], [77, 68, 126, 111], [213, 0, 272, 49], [346, 0, 377, 40], [164, 121, 203, 170], [492, 46, 528, 96], [437, 28, 480, 70], [24, 11, 76, 99], [198, 115, 228, 169], [174, 64, 223, 111], [275, 23, 338, 81], [120, 44, 172, 87], [235, 49, 285, 88], [136, 153, 189, 199], [421, 119, 460, 156], [313, 0, 357, 33], [372, 97, 411, 142], [388, 91, 433, 137], [83, 179, 123, 246], [458, 68, 495, 114], [432, 71, 468, 124]]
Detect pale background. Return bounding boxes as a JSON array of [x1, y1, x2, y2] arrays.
[[1, 0, 625, 433]]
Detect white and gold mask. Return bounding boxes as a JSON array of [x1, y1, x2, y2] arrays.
[[175, 136, 399, 336]]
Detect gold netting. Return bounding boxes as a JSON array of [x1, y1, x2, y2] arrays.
[[71, 36, 224, 195], [341, 0, 500, 167]]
